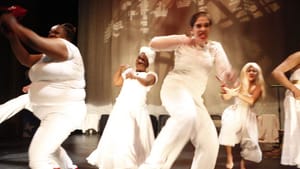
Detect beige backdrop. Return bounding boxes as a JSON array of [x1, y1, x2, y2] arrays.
[[78, 0, 288, 127]]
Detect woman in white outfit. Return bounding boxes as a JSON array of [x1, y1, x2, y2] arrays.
[[272, 51, 300, 168], [219, 62, 266, 169], [139, 11, 235, 169], [87, 47, 157, 169], [0, 84, 78, 169], [0, 13, 85, 169]]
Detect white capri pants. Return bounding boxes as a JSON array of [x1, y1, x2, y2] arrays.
[[0, 94, 77, 168]]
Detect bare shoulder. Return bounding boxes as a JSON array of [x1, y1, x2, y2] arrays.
[[250, 84, 262, 94], [289, 51, 300, 60]]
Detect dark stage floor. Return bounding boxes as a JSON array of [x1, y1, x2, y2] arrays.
[[0, 133, 297, 169]]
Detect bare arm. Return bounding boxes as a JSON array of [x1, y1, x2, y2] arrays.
[[1, 13, 68, 66], [222, 85, 262, 106], [22, 84, 31, 93], [6, 34, 42, 67], [113, 64, 130, 87], [272, 51, 300, 98]]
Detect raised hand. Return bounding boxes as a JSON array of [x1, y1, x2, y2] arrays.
[[0, 5, 27, 19]]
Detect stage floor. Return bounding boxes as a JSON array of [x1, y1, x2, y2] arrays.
[[0, 133, 296, 169]]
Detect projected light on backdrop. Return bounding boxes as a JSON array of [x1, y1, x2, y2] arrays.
[[104, 0, 280, 43]]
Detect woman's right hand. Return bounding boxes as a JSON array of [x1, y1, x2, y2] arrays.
[[224, 87, 239, 97], [293, 87, 300, 100], [185, 36, 205, 47], [119, 64, 130, 72], [22, 84, 30, 93]]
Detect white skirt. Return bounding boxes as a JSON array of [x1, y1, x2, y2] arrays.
[[86, 102, 154, 169]]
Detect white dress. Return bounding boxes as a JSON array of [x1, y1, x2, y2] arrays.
[[219, 96, 262, 163], [281, 68, 300, 167], [87, 68, 157, 169]]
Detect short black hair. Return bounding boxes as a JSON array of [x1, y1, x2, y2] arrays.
[[61, 23, 76, 42]]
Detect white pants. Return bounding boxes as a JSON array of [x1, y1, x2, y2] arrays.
[[0, 94, 31, 123], [28, 103, 86, 169], [0, 94, 78, 168], [139, 83, 219, 169]]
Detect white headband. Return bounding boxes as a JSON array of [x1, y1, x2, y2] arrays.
[[139, 46, 156, 64]]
